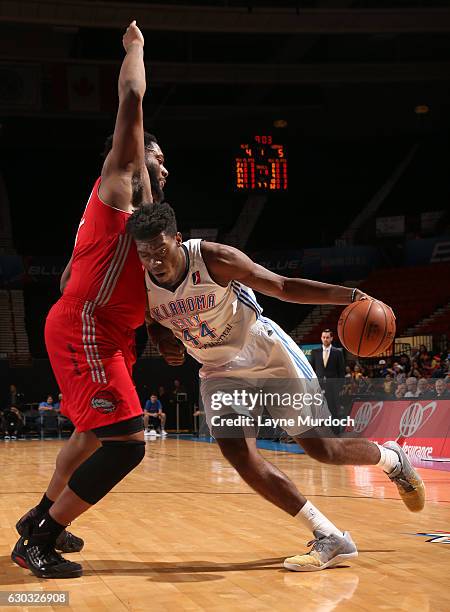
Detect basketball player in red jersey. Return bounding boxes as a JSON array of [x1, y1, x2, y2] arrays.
[[11, 21, 170, 579]]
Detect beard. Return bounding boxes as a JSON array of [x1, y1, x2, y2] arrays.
[[148, 163, 164, 203], [131, 166, 164, 206]]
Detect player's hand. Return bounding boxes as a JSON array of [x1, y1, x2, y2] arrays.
[[354, 290, 396, 320], [158, 336, 186, 366], [353, 289, 372, 301], [123, 20, 144, 52]]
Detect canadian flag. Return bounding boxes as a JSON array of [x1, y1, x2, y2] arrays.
[[67, 65, 99, 112]]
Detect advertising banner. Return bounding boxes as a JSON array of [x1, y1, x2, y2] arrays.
[[404, 235, 450, 265], [348, 399, 450, 466], [252, 246, 379, 281]]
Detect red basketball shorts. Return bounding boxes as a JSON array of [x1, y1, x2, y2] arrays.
[[45, 296, 143, 432]]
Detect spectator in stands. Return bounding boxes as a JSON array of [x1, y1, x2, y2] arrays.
[[432, 358, 449, 379], [399, 353, 411, 372], [38, 395, 57, 412], [383, 374, 395, 398], [430, 378, 450, 399], [53, 393, 63, 411], [408, 359, 422, 380], [8, 384, 24, 409], [394, 383, 407, 400], [169, 378, 188, 411], [377, 360, 389, 377], [352, 365, 363, 381], [344, 366, 352, 379], [2, 406, 24, 440], [158, 385, 168, 411], [392, 364, 406, 385], [143, 393, 167, 437], [404, 377, 418, 398], [421, 355, 435, 378], [416, 378, 429, 398]]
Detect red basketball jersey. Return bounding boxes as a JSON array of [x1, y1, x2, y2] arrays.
[[64, 177, 146, 329]]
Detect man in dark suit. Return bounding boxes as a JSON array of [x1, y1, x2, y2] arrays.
[[310, 330, 346, 420]]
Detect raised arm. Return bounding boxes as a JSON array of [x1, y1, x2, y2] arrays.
[[201, 242, 369, 305], [99, 21, 151, 210]]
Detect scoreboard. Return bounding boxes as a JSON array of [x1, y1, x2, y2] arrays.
[[235, 135, 288, 192]]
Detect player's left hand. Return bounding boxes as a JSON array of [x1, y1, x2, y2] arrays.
[[354, 290, 396, 320], [353, 289, 372, 301]]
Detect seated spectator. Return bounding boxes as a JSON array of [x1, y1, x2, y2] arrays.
[[8, 384, 24, 409], [143, 394, 167, 437], [427, 378, 450, 400], [421, 356, 435, 378], [158, 385, 168, 410], [418, 345, 429, 361], [39, 395, 57, 411], [377, 359, 389, 378], [2, 406, 24, 440], [391, 363, 405, 382], [431, 357, 449, 379], [352, 365, 363, 381], [383, 374, 395, 397], [416, 378, 430, 398], [399, 353, 411, 373], [408, 359, 422, 380], [395, 383, 407, 400], [344, 366, 352, 379], [53, 393, 63, 411], [404, 377, 418, 398]]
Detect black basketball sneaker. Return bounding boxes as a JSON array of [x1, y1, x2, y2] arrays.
[[11, 535, 82, 579], [16, 508, 84, 554]]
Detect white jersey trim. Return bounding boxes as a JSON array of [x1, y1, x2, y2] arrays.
[[82, 301, 107, 384]]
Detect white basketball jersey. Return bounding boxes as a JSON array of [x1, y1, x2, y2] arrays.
[[145, 239, 263, 366]]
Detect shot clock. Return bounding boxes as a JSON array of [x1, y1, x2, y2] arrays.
[[235, 135, 288, 192]]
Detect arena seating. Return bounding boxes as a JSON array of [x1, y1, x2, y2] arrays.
[[0, 289, 30, 360], [295, 262, 450, 344]]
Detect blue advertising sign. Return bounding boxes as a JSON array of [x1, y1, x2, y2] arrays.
[[404, 235, 450, 266]]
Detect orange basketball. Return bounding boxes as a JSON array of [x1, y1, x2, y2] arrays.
[[337, 300, 396, 357]]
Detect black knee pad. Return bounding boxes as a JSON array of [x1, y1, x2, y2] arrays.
[[68, 440, 145, 504]]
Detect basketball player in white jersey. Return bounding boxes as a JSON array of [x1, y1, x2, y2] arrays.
[[127, 202, 425, 572]]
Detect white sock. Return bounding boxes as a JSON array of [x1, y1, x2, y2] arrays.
[[376, 443, 399, 474], [296, 501, 342, 538]]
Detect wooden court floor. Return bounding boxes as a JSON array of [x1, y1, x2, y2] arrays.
[[0, 438, 449, 611]]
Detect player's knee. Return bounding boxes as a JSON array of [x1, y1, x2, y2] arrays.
[[68, 440, 145, 504]]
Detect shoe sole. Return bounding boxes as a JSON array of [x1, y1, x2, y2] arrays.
[[30, 568, 83, 579], [283, 551, 358, 572]]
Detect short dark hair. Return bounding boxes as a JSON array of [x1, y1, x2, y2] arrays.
[[126, 202, 177, 241], [102, 131, 158, 159], [322, 329, 333, 336]]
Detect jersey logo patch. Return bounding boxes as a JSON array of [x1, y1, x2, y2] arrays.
[[192, 271, 201, 285], [91, 391, 117, 414]]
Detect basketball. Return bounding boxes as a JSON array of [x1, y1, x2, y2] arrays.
[[337, 299, 396, 357]]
